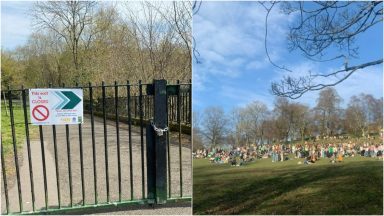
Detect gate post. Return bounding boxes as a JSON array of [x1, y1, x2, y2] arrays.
[[146, 79, 168, 204], [146, 123, 156, 203]]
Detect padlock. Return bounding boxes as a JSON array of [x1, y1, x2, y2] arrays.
[[156, 130, 164, 136]]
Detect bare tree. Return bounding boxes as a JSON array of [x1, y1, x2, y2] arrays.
[[242, 101, 269, 146], [31, 1, 98, 81], [272, 97, 292, 141], [345, 103, 367, 137], [123, 1, 190, 80], [314, 87, 342, 137], [162, 1, 192, 64], [192, 110, 206, 150], [192, 0, 202, 15], [21, 31, 70, 86], [270, 97, 314, 142], [230, 107, 246, 147], [260, 1, 383, 99], [261, 118, 277, 144], [202, 107, 228, 148], [292, 103, 311, 142], [345, 93, 383, 137], [148, 1, 193, 75], [191, 2, 381, 98]]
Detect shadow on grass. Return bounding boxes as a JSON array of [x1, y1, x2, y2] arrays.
[[30, 201, 191, 215], [193, 159, 383, 215]]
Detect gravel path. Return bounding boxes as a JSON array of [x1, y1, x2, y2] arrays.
[[1, 114, 191, 214]]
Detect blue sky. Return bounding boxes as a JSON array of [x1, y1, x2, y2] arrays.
[[193, 1, 383, 113], [1, 1, 383, 112], [1, 1, 35, 51], [1, 1, 176, 51]]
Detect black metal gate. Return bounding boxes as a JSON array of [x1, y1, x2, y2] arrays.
[[1, 79, 191, 214]]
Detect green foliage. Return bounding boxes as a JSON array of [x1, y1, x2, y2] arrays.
[[1, 52, 24, 89], [1, 103, 38, 155], [4, 2, 191, 88]]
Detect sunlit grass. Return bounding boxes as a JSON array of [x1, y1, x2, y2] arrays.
[[1, 103, 38, 155], [193, 156, 383, 215]]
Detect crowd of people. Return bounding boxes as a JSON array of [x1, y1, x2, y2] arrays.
[[194, 146, 257, 166], [193, 139, 384, 166]]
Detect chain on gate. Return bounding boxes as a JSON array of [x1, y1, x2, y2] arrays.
[[151, 122, 169, 137]]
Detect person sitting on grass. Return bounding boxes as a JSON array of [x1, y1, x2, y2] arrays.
[[271, 145, 276, 162], [360, 145, 365, 156], [295, 145, 300, 158], [303, 151, 317, 164], [212, 154, 219, 163], [214, 155, 221, 163], [328, 144, 334, 158], [235, 154, 241, 166], [209, 157, 215, 163], [378, 144, 383, 158], [229, 155, 236, 166], [333, 145, 338, 158], [329, 146, 336, 163], [240, 151, 245, 163], [304, 156, 314, 164], [371, 144, 377, 158], [364, 144, 369, 157], [337, 152, 343, 162], [229, 148, 242, 166]]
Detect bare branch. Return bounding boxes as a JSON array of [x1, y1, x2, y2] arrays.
[[268, 1, 383, 99], [262, 2, 293, 72]]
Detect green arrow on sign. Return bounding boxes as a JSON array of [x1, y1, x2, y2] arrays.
[[61, 91, 81, 109], [53, 91, 69, 110]]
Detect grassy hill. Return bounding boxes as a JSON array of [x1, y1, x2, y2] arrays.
[[193, 156, 383, 215]]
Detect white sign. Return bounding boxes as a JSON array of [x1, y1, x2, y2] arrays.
[[29, 89, 83, 125]]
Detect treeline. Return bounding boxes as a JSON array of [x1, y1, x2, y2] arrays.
[[1, 1, 192, 89], [194, 87, 383, 149]]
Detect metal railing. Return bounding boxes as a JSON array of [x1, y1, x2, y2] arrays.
[[1, 80, 192, 215]]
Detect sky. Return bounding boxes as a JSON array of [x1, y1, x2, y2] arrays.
[[0, 1, 176, 51], [1, 1, 34, 51], [1, 1, 383, 113], [193, 1, 383, 113]]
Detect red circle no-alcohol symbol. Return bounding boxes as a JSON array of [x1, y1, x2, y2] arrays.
[[32, 105, 49, 121]]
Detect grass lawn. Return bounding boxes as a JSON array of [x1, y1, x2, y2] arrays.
[[193, 156, 383, 215], [1, 103, 38, 155]]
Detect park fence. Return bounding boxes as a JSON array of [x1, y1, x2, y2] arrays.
[[1, 79, 192, 215]]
